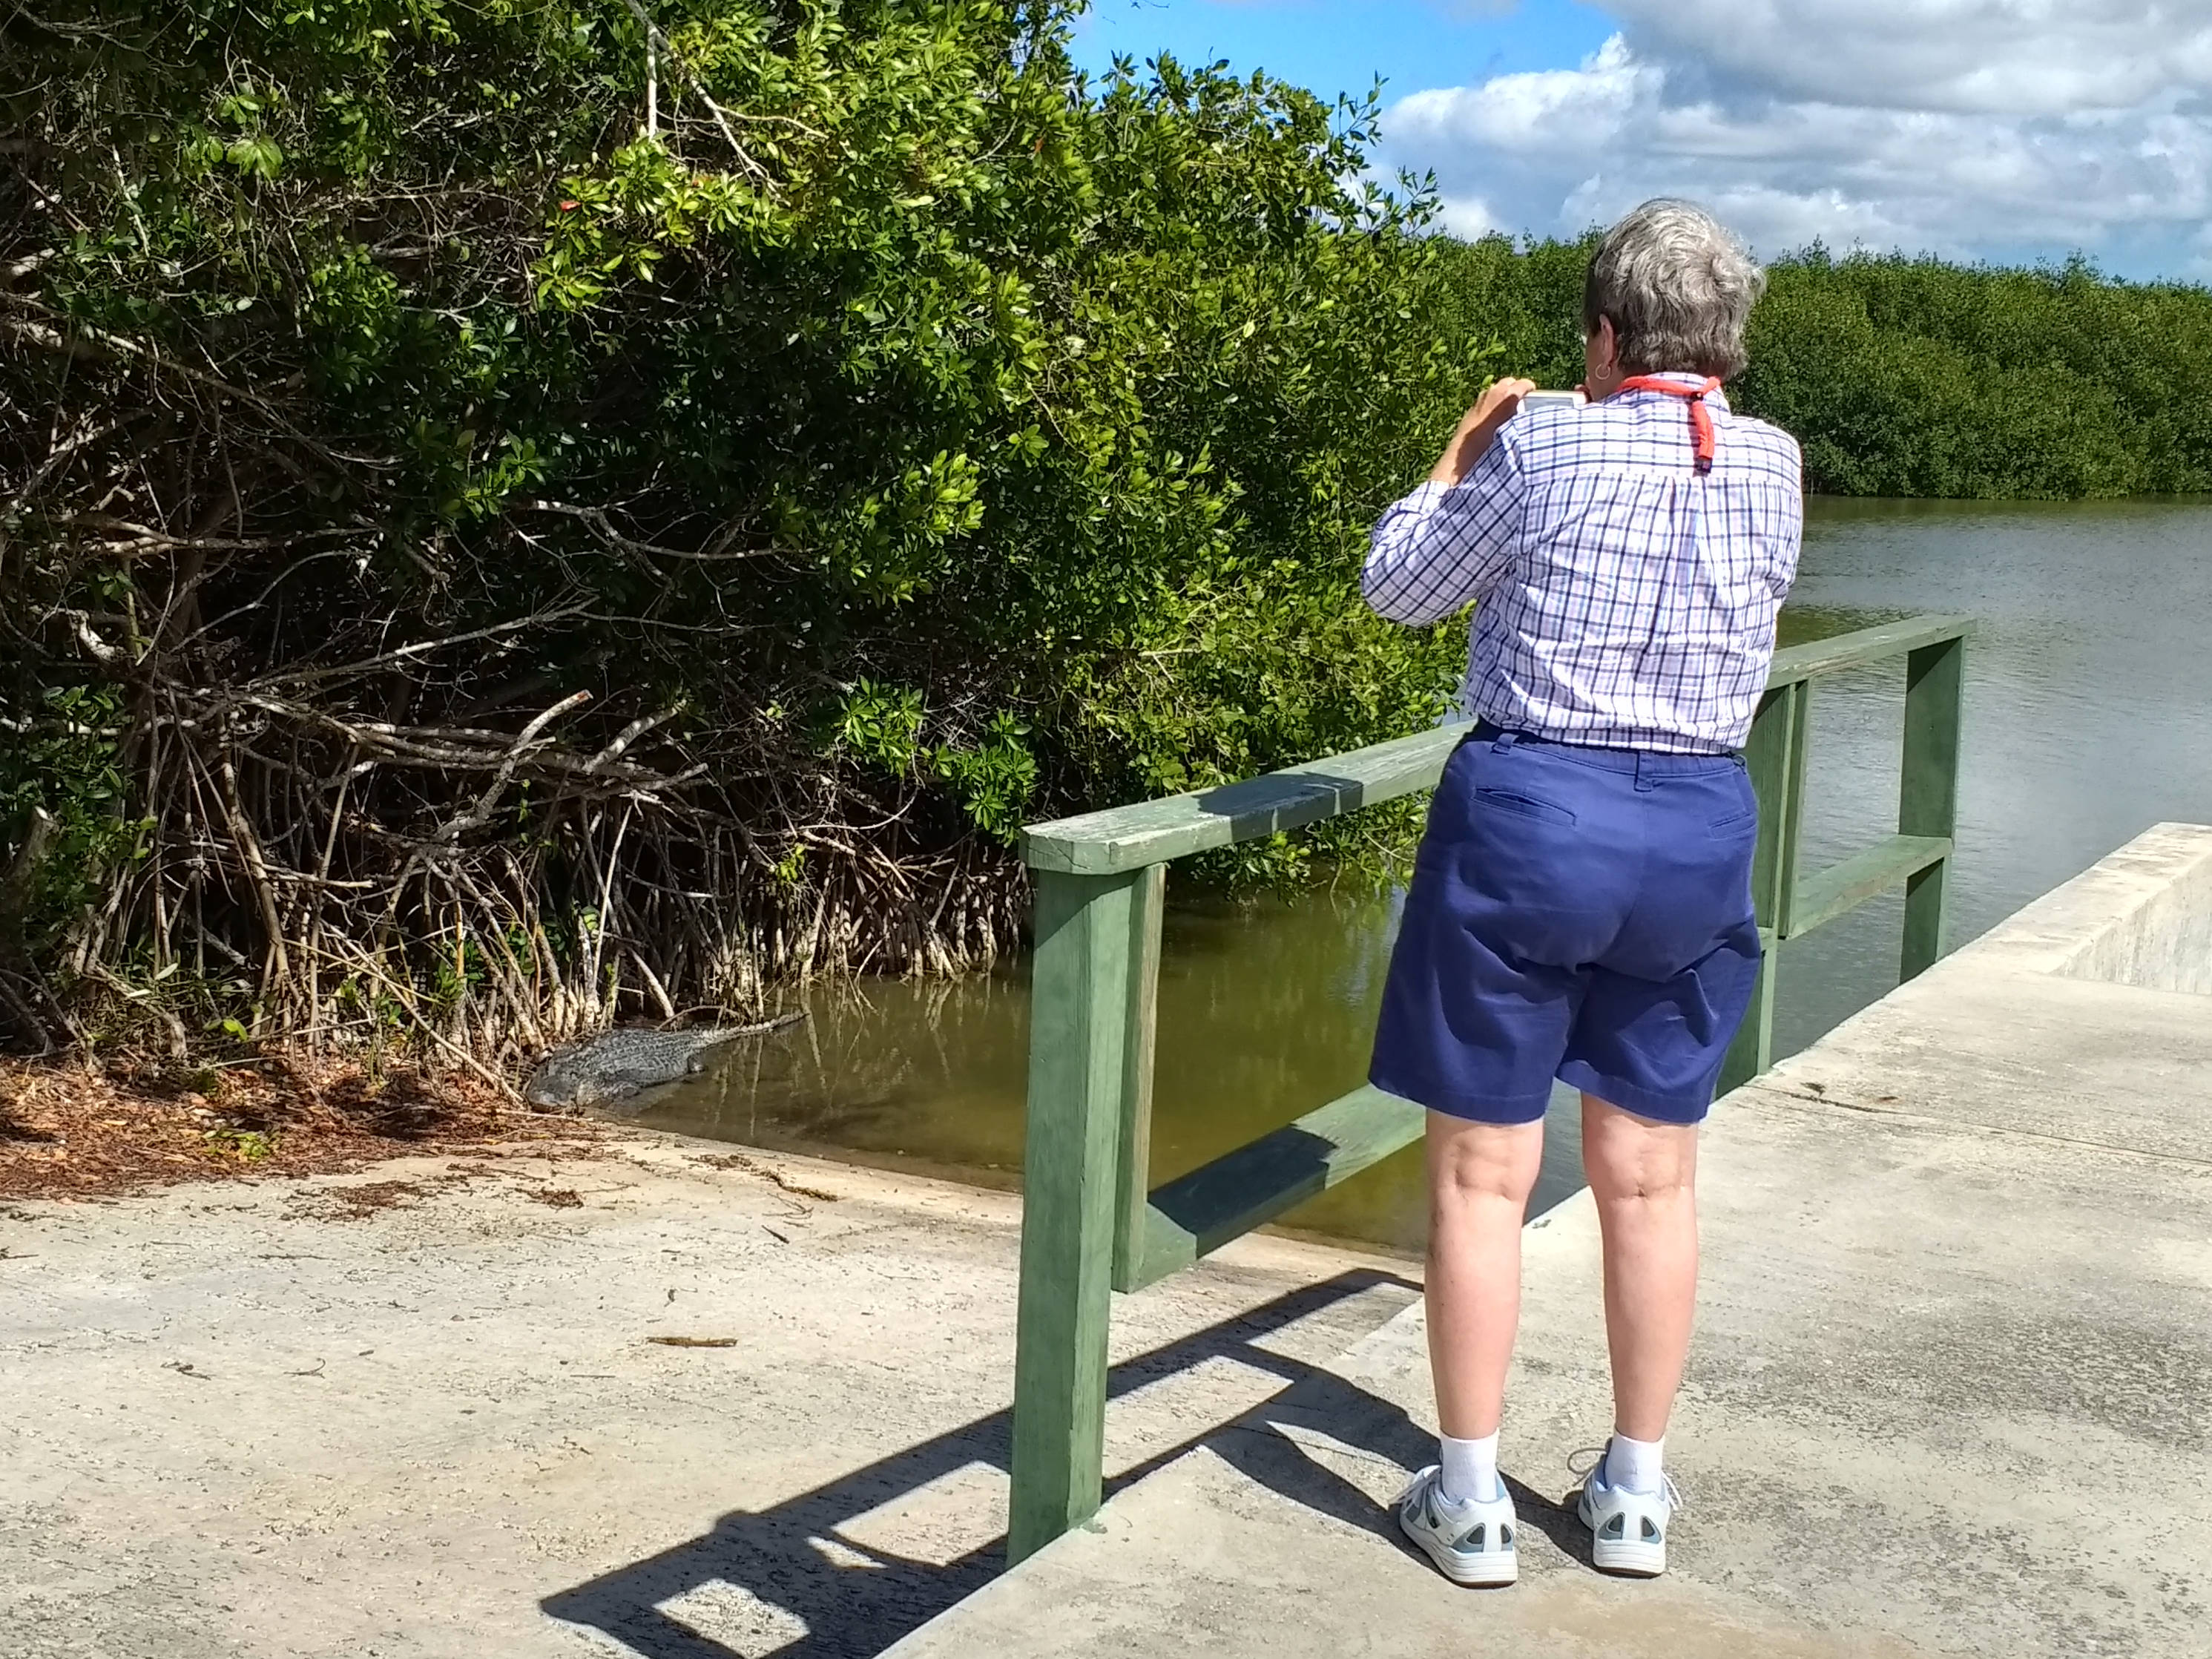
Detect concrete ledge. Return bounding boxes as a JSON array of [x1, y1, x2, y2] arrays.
[[1952, 821, 2212, 993], [2047, 824, 2212, 996], [1767, 821, 2212, 1163], [888, 826, 2212, 1658]]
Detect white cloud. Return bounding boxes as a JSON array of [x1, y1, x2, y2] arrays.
[[1394, 35, 1658, 154], [1375, 4, 2212, 272], [1604, 0, 2212, 115], [1432, 193, 1503, 237]]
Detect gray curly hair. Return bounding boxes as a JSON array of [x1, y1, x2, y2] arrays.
[[1582, 199, 1766, 381]]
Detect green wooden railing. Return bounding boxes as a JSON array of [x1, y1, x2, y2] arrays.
[[1004, 614, 1972, 1562]]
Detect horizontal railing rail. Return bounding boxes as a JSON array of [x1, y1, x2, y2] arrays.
[[1006, 614, 1972, 1561]]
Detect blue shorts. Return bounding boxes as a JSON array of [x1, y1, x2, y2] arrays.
[[1369, 726, 1762, 1127]]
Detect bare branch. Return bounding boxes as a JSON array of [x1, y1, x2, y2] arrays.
[[435, 691, 593, 842], [617, 0, 777, 190], [251, 611, 587, 691], [59, 609, 122, 664], [514, 499, 786, 562], [589, 707, 679, 773]]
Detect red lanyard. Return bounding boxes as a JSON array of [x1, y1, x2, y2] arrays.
[[1617, 375, 1723, 473]]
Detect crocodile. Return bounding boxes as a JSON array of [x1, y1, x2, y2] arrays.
[[523, 1013, 807, 1111]]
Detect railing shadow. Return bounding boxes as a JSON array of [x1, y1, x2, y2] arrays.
[[541, 1269, 1419, 1659]]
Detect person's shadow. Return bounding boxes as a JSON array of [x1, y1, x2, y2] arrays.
[[539, 1268, 1505, 1659], [1196, 1346, 1596, 1576]]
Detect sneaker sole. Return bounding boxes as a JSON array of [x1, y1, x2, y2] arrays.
[[1398, 1505, 1518, 1588], [1576, 1487, 1667, 1578]]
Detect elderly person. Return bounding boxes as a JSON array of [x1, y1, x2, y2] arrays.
[[1363, 200, 1803, 1585]]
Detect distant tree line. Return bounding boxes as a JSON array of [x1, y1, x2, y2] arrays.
[[1432, 234, 2212, 498]]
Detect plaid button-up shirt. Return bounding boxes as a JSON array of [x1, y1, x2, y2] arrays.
[[1362, 375, 1805, 755]]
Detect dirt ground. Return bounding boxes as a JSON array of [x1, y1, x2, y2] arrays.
[[0, 1052, 610, 1202]]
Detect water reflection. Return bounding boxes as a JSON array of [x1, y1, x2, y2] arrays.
[[659, 889, 1519, 1254], [642, 497, 2212, 1253]]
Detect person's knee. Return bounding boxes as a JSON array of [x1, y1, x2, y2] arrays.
[[1581, 1098, 1697, 1205], [1429, 1119, 1542, 1208], [1587, 1156, 1693, 1206]]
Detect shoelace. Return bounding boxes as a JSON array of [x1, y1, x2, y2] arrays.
[[1566, 1446, 1688, 1513], [1397, 1466, 1451, 1514], [1398, 1466, 1507, 1520]]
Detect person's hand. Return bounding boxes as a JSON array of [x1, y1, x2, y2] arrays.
[[1428, 378, 1538, 485]]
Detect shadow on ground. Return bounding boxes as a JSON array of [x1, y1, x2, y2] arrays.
[[542, 1269, 1429, 1659]]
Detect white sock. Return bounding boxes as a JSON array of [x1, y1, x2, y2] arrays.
[[1605, 1433, 1665, 1495], [1438, 1430, 1502, 1505]]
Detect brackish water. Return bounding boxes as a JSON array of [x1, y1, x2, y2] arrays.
[[642, 499, 2212, 1252]]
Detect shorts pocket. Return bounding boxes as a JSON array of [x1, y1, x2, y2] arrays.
[[1707, 801, 1759, 838], [1475, 786, 1577, 827]]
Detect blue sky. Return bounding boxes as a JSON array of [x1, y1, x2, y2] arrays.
[[1073, 1, 1613, 108], [1067, 1, 2212, 281]]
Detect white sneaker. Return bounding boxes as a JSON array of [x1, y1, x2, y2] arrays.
[[1575, 1443, 1681, 1577], [1397, 1465, 1518, 1587]]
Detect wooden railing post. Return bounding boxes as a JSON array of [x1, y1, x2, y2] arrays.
[[1007, 864, 1160, 1564], [1899, 635, 1965, 981], [1720, 680, 1809, 1093]]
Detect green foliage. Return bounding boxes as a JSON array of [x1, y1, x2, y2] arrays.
[[0, 0, 1481, 1044], [205, 1125, 277, 1161], [1430, 234, 2212, 499], [0, 681, 148, 961], [1426, 234, 1593, 393], [932, 712, 1038, 841], [827, 680, 928, 776]]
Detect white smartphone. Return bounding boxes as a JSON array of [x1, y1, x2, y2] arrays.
[[1519, 389, 1588, 410]]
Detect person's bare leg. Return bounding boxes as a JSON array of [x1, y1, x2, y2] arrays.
[[1581, 1092, 1701, 1444], [1425, 1109, 1547, 1441]]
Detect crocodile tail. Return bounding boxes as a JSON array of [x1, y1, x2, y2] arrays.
[[700, 1010, 809, 1045]]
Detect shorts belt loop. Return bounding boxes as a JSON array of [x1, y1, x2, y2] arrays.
[[1492, 729, 1518, 753], [1634, 751, 1659, 792]]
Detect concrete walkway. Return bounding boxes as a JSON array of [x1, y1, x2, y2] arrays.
[[887, 825, 2212, 1658], [1, 1140, 1416, 1656]]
